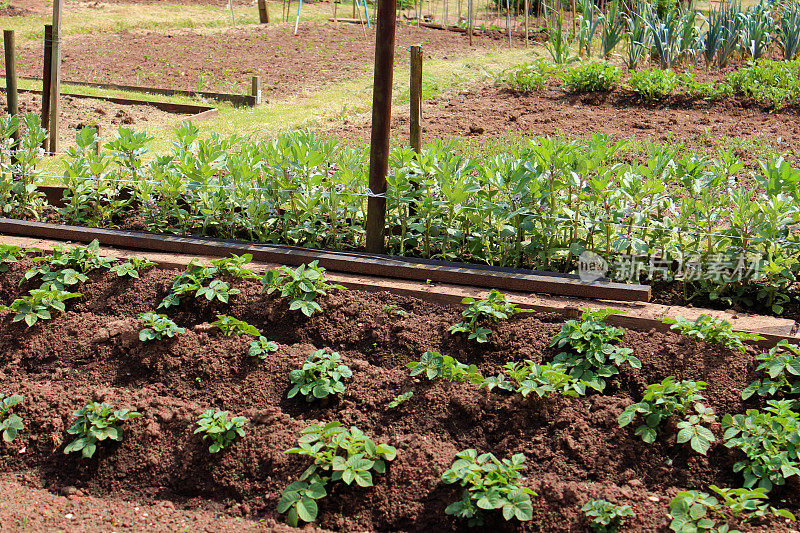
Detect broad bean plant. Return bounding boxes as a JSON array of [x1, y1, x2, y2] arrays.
[[2, 121, 800, 312]]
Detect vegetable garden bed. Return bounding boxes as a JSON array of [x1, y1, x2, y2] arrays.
[[1, 242, 799, 531]]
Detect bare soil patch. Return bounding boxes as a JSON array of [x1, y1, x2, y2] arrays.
[[0, 91, 194, 149], [7, 23, 502, 97], [329, 81, 800, 158], [0, 254, 797, 531]]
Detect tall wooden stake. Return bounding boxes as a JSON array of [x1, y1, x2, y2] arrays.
[[409, 45, 422, 153], [365, 0, 396, 254], [506, 0, 511, 46], [524, 0, 529, 46], [49, 0, 62, 155], [467, 0, 473, 45], [229, 0, 236, 26], [258, 0, 270, 23], [41, 24, 52, 149], [3, 30, 19, 162]]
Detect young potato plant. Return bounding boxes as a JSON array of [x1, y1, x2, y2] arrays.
[[248, 336, 279, 360], [139, 312, 185, 341], [24, 240, 115, 291], [1, 288, 82, 327], [0, 393, 24, 443], [663, 315, 764, 353], [210, 254, 258, 280], [109, 256, 155, 279], [159, 259, 241, 309], [210, 314, 260, 336], [262, 261, 344, 317], [194, 410, 248, 453], [487, 361, 581, 398], [742, 340, 800, 399], [722, 400, 800, 490], [669, 486, 795, 533], [64, 401, 141, 458], [0, 244, 29, 273], [582, 499, 635, 533], [618, 377, 717, 454], [562, 62, 621, 92], [280, 422, 396, 526], [496, 59, 554, 94], [449, 289, 533, 343], [442, 449, 536, 526], [550, 308, 641, 394], [406, 351, 482, 383], [388, 390, 414, 408], [288, 349, 352, 402]]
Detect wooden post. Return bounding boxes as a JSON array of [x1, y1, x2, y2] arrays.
[[3, 30, 19, 162], [41, 24, 52, 150], [524, 0, 529, 46], [353, 0, 356, 19], [506, 0, 511, 46], [334, 0, 338, 22], [49, 0, 63, 155], [251, 75, 262, 104], [409, 45, 422, 153], [258, 0, 270, 22], [229, 0, 236, 27], [365, 0, 397, 254], [93, 124, 101, 156], [468, 0, 473, 45]]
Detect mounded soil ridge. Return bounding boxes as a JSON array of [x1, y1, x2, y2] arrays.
[[0, 256, 797, 531]]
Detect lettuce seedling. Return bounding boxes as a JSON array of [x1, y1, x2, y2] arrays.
[[210, 313, 260, 336], [261, 261, 344, 317], [139, 312, 185, 341], [619, 377, 717, 454], [742, 339, 800, 399], [0, 393, 24, 443], [663, 315, 764, 353], [449, 289, 532, 343], [550, 308, 640, 394], [249, 336, 279, 360], [288, 349, 352, 402], [722, 400, 800, 490], [406, 351, 482, 383], [109, 256, 155, 278], [1, 288, 82, 327], [64, 401, 141, 458], [194, 410, 248, 453], [280, 422, 396, 526], [582, 499, 634, 533], [442, 449, 536, 526]]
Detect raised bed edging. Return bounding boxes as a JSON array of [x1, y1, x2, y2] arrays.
[[0, 218, 651, 302]]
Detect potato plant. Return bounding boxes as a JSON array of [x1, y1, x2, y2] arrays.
[[0, 393, 24, 443], [1, 288, 82, 327], [109, 256, 155, 279], [194, 410, 248, 453], [288, 349, 352, 402], [159, 259, 242, 309], [442, 449, 536, 526], [742, 340, 800, 399], [406, 351, 481, 383], [486, 361, 581, 398], [550, 308, 640, 393], [669, 486, 795, 532], [262, 261, 344, 317], [64, 401, 141, 458], [722, 400, 800, 490], [210, 314, 260, 336], [280, 422, 396, 526], [663, 315, 764, 353], [582, 499, 634, 533], [618, 377, 717, 454], [248, 336, 279, 360], [449, 289, 532, 343], [0, 244, 28, 273], [139, 312, 185, 341]]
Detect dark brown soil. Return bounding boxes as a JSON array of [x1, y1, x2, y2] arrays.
[[0, 91, 193, 150], [329, 80, 800, 161], [6, 24, 501, 97], [0, 253, 797, 532]]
